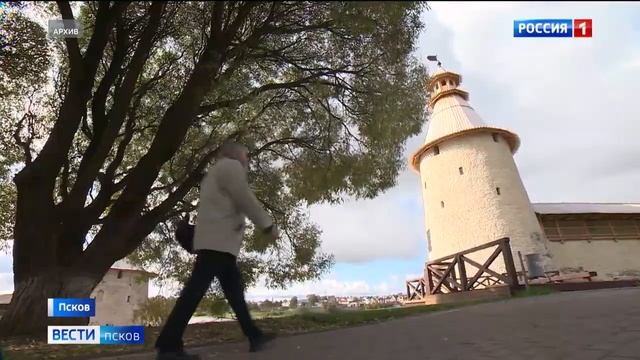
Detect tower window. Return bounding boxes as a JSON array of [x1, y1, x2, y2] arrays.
[[440, 201, 445, 208], [126, 295, 131, 303], [426, 229, 432, 251], [496, 187, 501, 195], [459, 167, 464, 175], [434, 146, 440, 155], [448, 80, 453, 86], [492, 133, 499, 142], [117, 271, 123, 279], [424, 181, 427, 189], [441, 80, 446, 87]]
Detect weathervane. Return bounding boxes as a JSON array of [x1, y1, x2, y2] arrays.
[[427, 55, 442, 67]]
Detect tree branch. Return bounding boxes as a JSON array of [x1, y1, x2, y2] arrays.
[[15, 1, 128, 200], [62, 2, 165, 218], [59, 156, 70, 201], [12, 113, 33, 165], [222, 2, 256, 45], [91, 18, 130, 139], [197, 70, 348, 116], [80, 12, 232, 266], [56, 1, 83, 79], [315, 97, 367, 151]]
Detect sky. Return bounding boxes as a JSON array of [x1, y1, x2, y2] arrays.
[[2, 2, 640, 300], [243, 1, 640, 300]]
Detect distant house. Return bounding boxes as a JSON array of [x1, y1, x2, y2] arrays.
[[0, 260, 154, 325], [0, 293, 12, 317], [90, 260, 155, 325]]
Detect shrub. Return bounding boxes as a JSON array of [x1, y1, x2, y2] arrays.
[[289, 296, 298, 309], [133, 296, 176, 327]]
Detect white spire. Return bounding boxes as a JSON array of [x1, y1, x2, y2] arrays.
[[410, 68, 520, 170]]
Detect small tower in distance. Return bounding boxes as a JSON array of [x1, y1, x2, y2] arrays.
[[410, 62, 554, 274]]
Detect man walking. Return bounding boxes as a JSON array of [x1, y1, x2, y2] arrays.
[[155, 141, 279, 360]]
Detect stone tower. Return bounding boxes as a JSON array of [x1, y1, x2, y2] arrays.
[[409, 67, 554, 274]]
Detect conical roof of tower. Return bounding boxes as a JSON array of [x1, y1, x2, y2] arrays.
[[410, 68, 520, 171]]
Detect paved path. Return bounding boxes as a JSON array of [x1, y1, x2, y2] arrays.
[[104, 288, 640, 360]]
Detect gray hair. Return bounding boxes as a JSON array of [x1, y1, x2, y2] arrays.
[[217, 140, 248, 160]]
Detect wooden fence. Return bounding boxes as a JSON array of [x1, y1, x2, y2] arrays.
[[406, 237, 519, 299]]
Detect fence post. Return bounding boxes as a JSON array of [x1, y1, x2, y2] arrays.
[[456, 255, 468, 291], [517, 251, 529, 289], [500, 238, 519, 290], [425, 265, 434, 295]]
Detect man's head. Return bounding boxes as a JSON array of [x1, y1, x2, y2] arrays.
[[217, 140, 249, 168]]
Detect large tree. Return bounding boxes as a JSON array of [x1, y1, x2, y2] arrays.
[[0, 1, 428, 336]]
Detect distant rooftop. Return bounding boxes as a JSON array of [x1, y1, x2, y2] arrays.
[[111, 259, 155, 275], [533, 203, 640, 215]]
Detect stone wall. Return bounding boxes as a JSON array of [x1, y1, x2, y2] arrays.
[[548, 240, 640, 279], [89, 269, 149, 325]]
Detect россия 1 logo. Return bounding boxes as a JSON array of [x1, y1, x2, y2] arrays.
[[514, 19, 592, 38]]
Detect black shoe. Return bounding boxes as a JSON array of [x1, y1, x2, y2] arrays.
[[249, 332, 277, 352], [156, 350, 201, 360]]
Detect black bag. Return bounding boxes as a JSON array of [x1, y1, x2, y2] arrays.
[[175, 214, 195, 254]]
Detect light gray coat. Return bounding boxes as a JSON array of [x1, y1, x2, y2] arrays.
[[193, 157, 273, 256]]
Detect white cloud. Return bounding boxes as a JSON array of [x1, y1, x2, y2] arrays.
[[308, 177, 425, 263], [620, 51, 640, 71], [308, 2, 640, 267], [245, 272, 422, 301]]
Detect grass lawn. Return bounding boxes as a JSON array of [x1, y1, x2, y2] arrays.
[[1, 302, 477, 360], [512, 286, 557, 298]]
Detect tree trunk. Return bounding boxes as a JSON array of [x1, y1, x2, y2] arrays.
[[0, 269, 100, 337]]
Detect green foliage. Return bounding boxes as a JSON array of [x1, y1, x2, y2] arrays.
[[0, 4, 52, 251], [322, 298, 339, 313], [306, 294, 320, 306], [294, 302, 466, 327], [197, 296, 231, 317], [247, 301, 259, 311], [0, 6, 50, 98], [133, 296, 176, 327], [0, 183, 15, 250], [1, 1, 430, 302], [296, 306, 312, 315], [513, 286, 556, 298], [259, 300, 277, 312], [364, 302, 392, 310], [289, 296, 298, 309]]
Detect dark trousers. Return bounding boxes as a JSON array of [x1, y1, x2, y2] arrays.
[[155, 250, 261, 353]]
